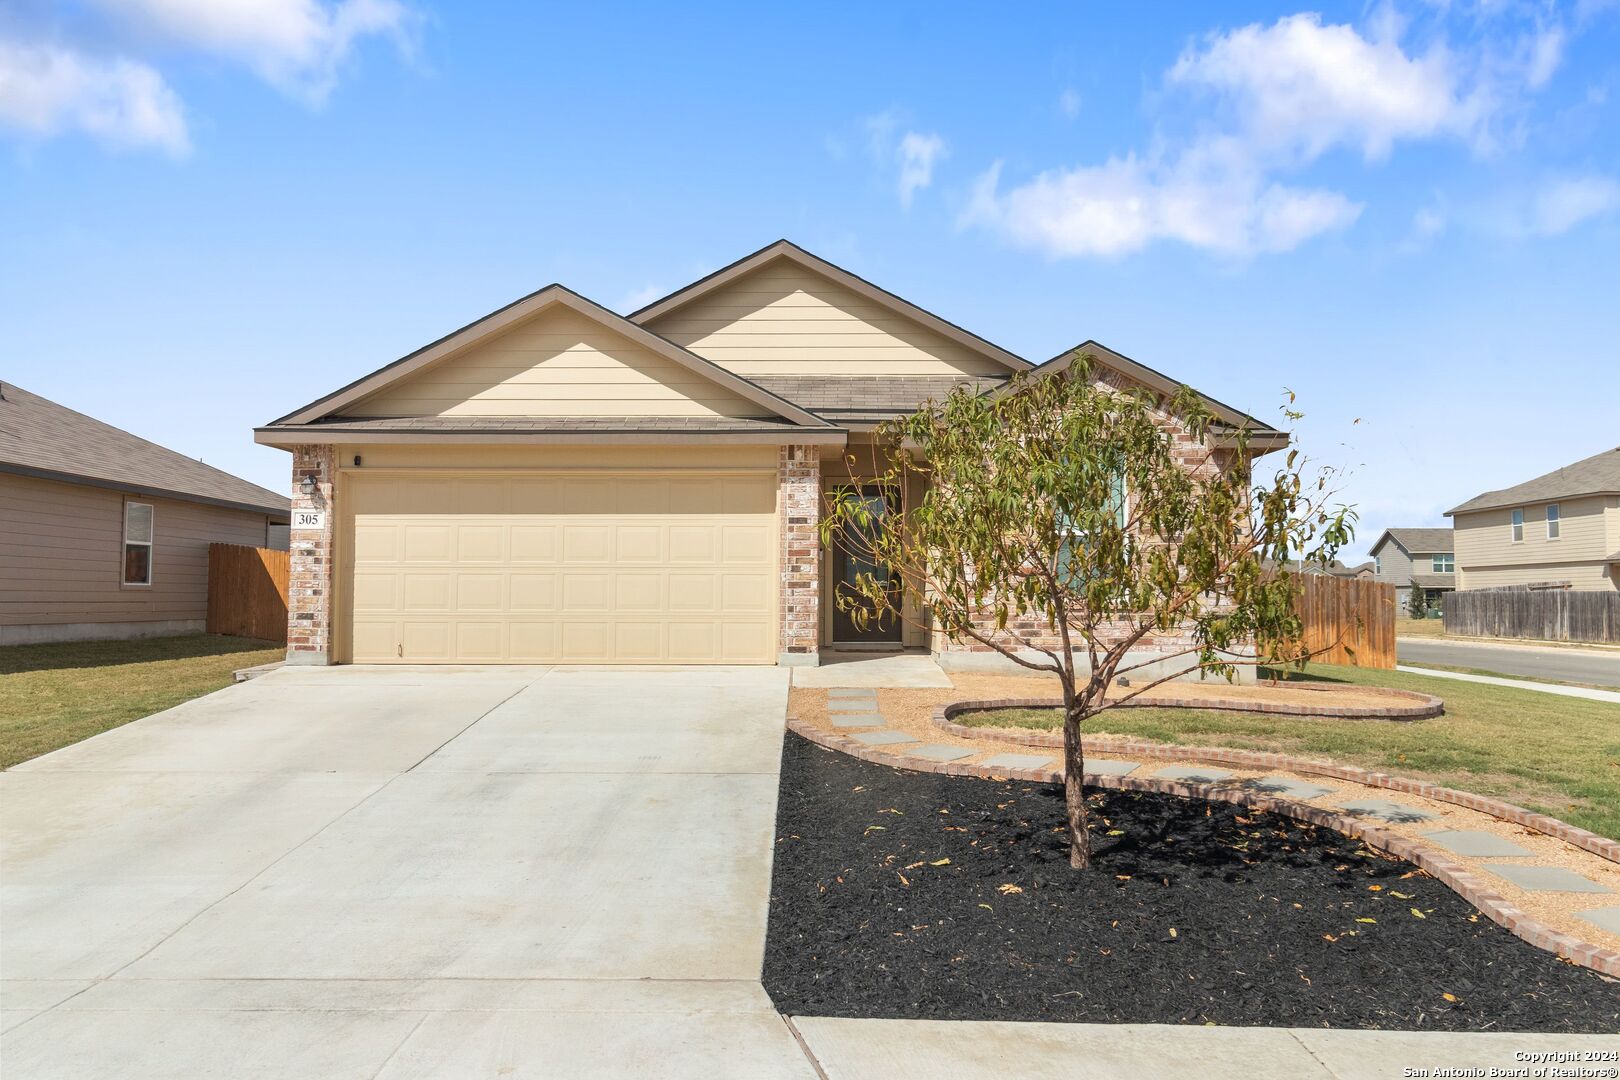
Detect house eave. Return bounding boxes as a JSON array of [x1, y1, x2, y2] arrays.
[[0, 461, 290, 520], [254, 427, 849, 449]]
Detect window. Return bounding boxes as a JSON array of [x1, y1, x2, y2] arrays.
[[1055, 471, 1128, 583], [123, 501, 153, 585], [1374, 555, 1382, 574], [1432, 553, 1454, 573], [1546, 503, 1560, 540], [1510, 508, 1524, 543]]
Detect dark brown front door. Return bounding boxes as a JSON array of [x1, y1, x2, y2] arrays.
[[831, 489, 903, 644]]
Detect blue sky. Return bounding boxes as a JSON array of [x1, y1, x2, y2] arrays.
[[3, 1, 1617, 561]]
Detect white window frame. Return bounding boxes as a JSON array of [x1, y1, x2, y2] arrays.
[[1374, 555, 1382, 574], [1431, 553, 1454, 573], [122, 500, 154, 587], [1546, 503, 1560, 540], [1510, 507, 1524, 543]]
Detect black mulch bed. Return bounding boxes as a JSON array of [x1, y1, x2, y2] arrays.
[[763, 732, 1620, 1032]]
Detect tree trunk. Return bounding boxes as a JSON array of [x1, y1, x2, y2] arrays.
[[1062, 704, 1090, 869]]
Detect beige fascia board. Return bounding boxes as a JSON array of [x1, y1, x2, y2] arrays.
[[271, 285, 835, 431], [629, 240, 1032, 374], [255, 428, 848, 448]]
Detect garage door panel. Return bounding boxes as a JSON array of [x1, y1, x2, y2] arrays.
[[401, 574, 452, 612], [404, 525, 453, 563], [346, 472, 775, 664], [510, 573, 557, 611], [614, 525, 662, 562]]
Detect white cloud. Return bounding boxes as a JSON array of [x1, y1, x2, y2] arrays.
[[1526, 175, 1620, 235], [620, 283, 667, 313], [896, 131, 946, 209], [1399, 204, 1448, 252], [1167, 13, 1474, 161], [1058, 88, 1082, 119], [0, 40, 188, 154], [966, 9, 1581, 260], [96, 0, 415, 104], [963, 149, 1362, 259]]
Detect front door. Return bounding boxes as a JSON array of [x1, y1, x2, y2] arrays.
[[830, 489, 903, 645]]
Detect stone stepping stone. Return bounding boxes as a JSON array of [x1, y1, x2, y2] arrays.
[[1335, 799, 1437, 824], [1419, 829, 1534, 858], [1241, 776, 1334, 800], [830, 713, 886, 728], [1577, 906, 1620, 936], [908, 744, 976, 762], [979, 753, 1057, 771], [1489, 864, 1611, 894], [1084, 759, 1141, 777], [1151, 765, 1234, 784], [827, 689, 878, 700], [827, 701, 881, 712], [849, 730, 918, 746]]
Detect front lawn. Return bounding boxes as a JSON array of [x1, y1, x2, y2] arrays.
[[952, 663, 1620, 841], [0, 634, 282, 768]]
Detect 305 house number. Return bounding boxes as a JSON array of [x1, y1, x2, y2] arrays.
[[293, 510, 326, 530]]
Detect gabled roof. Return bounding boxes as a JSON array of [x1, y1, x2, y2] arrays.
[[263, 284, 835, 433], [0, 383, 288, 517], [1370, 528, 1454, 556], [628, 239, 1033, 375], [748, 374, 1009, 426], [1447, 446, 1620, 516], [996, 342, 1287, 443]]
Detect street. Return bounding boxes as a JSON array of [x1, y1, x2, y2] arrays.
[[1396, 638, 1620, 689]]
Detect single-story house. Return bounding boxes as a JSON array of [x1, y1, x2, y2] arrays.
[[1, 384, 291, 646], [255, 240, 1286, 668], [1369, 528, 1456, 611], [1446, 446, 1620, 592]]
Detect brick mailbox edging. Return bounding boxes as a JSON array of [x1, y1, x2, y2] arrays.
[[785, 716, 1620, 978], [933, 700, 1620, 865]]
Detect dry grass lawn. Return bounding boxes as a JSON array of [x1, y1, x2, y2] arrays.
[[0, 634, 282, 769]]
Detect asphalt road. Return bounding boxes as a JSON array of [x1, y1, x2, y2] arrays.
[[1397, 638, 1620, 689]]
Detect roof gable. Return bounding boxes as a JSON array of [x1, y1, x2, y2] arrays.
[[631, 240, 1031, 376], [0, 384, 288, 516], [1372, 527, 1454, 555], [272, 286, 830, 429]]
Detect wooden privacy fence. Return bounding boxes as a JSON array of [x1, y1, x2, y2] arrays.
[[1274, 574, 1397, 669], [1445, 589, 1620, 644], [206, 543, 290, 643]]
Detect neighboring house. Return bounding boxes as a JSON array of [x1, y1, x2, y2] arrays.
[[0, 384, 291, 646], [1265, 558, 1375, 580], [256, 240, 1286, 668], [1446, 446, 1620, 592], [1369, 528, 1456, 612]]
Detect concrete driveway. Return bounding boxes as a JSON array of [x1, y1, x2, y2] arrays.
[[1, 665, 819, 1079]]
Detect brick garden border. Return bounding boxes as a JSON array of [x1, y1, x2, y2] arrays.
[[785, 716, 1620, 978], [946, 685, 1445, 723], [934, 699, 1620, 865]]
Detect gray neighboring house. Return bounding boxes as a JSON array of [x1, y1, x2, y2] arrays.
[[0, 383, 290, 646], [1369, 527, 1456, 612]]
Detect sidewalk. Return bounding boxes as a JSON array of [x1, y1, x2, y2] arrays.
[[1397, 664, 1620, 704]]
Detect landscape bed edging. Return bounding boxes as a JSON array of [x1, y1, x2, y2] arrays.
[[933, 699, 1620, 865], [785, 716, 1620, 979]]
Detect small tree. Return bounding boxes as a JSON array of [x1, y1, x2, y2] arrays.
[[1408, 586, 1428, 620], [822, 356, 1353, 869]]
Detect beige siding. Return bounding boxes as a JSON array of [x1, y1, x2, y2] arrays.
[[350, 305, 765, 419], [0, 473, 273, 627], [644, 259, 1009, 377], [1454, 494, 1618, 591]]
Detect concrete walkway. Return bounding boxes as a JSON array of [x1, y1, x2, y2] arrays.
[[1397, 664, 1620, 703], [4, 665, 1611, 1077]]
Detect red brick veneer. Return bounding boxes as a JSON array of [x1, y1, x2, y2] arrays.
[[786, 716, 1620, 978]]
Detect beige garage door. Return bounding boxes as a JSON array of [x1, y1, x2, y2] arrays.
[[342, 471, 777, 664]]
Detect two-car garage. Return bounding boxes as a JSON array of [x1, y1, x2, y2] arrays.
[[340, 469, 778, 664]]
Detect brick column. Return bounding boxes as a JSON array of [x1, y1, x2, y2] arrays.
[[287, 443, 337, 665], [778, 444, 821, 666]]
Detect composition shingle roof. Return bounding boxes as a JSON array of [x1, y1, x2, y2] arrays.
[[1447, 447, 1620, 516], [1, 383, 288, 517], [1409, 573, 1457, 588], [1375, 528, 1455, 554], [747, 375, 1009, 420]]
